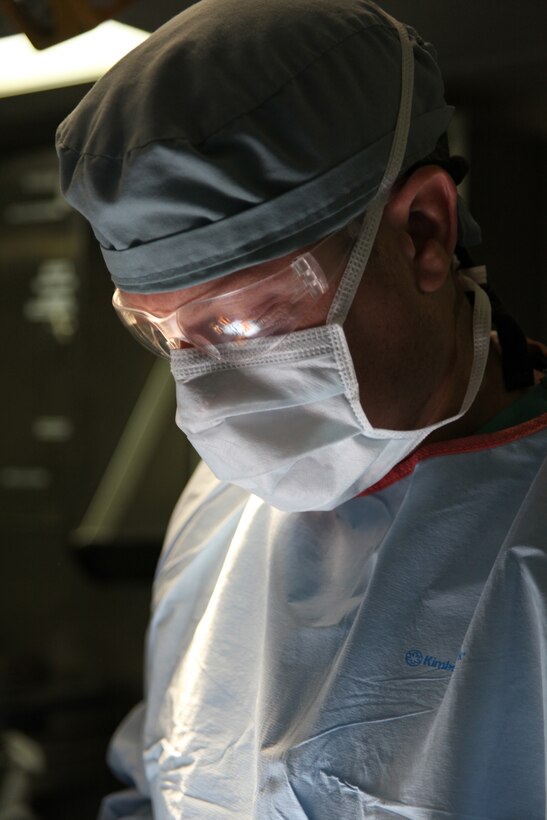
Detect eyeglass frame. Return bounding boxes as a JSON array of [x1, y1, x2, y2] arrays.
[[112, 218, 361, 361]]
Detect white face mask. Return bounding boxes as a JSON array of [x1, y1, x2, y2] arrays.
[[170, 269, 491, 512], [169, 15, 492, 512]]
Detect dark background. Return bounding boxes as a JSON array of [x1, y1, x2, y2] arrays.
[[0, 1, 545, 817]]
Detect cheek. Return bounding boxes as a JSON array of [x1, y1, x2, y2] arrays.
[[342, 278, 415, 391]]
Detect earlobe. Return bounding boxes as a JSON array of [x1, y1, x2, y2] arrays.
[[383, 166, 458, 293]]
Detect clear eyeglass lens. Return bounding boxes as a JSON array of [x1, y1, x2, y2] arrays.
[[119, 309, 173, 359], [176, 252, 332, 351], [113, 217, 362, 360], [209, 317, 262, 339], [201, 305, 298, 352]]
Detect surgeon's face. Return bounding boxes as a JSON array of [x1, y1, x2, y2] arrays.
[[118, 168, 471, 434], [119, 228, 455, 433]]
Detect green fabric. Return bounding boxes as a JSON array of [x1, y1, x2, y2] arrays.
[[477, 375, 547, 434]]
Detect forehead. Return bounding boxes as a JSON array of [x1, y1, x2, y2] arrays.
[[117, 244, 311, 314]]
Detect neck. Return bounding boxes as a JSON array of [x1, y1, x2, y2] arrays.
[[426, 335, 528, 444]]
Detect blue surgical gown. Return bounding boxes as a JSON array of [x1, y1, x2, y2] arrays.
[[99, 411, 547, 819]]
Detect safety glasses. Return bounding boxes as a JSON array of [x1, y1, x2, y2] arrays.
[[112, 219, 360, 361]]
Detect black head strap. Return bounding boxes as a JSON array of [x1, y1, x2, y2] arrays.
[[483, 285, 535, 390]]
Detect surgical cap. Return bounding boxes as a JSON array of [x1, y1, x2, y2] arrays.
[[56, 0, 476, 293]]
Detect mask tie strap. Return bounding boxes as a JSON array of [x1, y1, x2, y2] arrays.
[[458, 262, 535, 391], [327, 10, 415, 327], [486, 286, 535, 390]]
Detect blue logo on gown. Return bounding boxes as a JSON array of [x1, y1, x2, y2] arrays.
[[405, 648, 465, 672], [405, 649, 423, 667]]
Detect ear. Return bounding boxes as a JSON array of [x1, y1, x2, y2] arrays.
[[382, 166, 458, 293]]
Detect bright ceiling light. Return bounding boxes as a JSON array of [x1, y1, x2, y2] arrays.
[[0, 20, 149, 99]]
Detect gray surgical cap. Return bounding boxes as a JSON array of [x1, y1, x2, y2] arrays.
[[56, 0, 472, 293]]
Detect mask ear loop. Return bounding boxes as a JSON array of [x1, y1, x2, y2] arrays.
[[455, 248, 535, 391], [327, 10, 415, 327]]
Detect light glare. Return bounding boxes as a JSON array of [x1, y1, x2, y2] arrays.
[[0, 21, 149, 98]]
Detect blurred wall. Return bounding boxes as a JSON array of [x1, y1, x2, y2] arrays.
[[0, 85, 199, 817], [379, 0, 547, 340]]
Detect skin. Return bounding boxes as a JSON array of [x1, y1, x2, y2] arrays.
[[119, 166, 527, 442], [343, 165, 527, 439]]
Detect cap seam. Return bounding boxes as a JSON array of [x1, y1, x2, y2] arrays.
[[56, 21, 402, 161], [102, 108, 443, 277]]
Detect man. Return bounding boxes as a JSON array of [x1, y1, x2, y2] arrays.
[[56, 0, 547, 817]]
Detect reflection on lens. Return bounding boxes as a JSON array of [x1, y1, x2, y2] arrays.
[[210, 316, 261, 339]]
